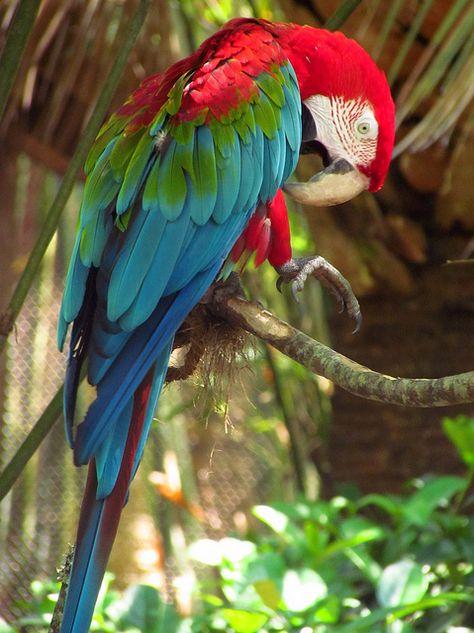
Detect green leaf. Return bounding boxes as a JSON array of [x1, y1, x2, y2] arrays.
[[219, 609, 268, 633], [246, 552, 285, 583], [246, 552, 284, 609], [253, 505, 289, 534], [252, 505, 306, 548], [358, 493, 404, 519], [317, 522, 385, 563], [110, 584, 180, 633], [336, 607, 391, 632], [304, 520, 330, 555], [387, 591, 474, 621], [201, 594, 224, 607], [281, 569, 327, 613], [402, 476, 466, 525], [376, 560, 429, 608], [443, 415, 474, 466], [253, 580, 280, 610], [313, 595, 341, 624]]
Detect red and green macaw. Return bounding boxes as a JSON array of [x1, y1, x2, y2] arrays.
[[58, 17, 394, 633]]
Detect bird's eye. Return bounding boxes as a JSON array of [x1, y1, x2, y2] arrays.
[[355, 114, 378, 139], [357, 121, 371, 134]]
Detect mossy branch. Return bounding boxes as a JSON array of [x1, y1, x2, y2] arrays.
[[48, 545, 75, 633], [209, 289, 474, 408]]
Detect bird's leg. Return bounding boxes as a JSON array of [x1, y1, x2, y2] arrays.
[[275, 256, 361, 332]]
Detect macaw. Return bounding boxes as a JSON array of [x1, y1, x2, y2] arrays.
[[57, 17, 395, 633]]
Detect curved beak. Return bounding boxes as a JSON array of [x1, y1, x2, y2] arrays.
[[283, 158, 369, 207]]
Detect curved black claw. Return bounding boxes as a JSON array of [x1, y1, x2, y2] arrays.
[[275, 256, 362, 333]]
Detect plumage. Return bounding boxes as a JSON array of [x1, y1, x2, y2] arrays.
[[58, 17, 395, 633]]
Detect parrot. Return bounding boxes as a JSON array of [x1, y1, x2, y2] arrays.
[[57, 17, 395, 633]]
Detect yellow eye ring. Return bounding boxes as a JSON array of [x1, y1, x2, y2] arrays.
[[357, 121, 371, 135]]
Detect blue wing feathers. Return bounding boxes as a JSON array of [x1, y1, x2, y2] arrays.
[[281, 91, 301, 152], [165, 212, 249, 293], [232, 138, 256, 214], [142, 156, 161, 212], [60, 238, 89, 330], [107, 205, 168, 322], [118, 211, 195, 331], [60, 468, 104, 633], [274, 125, 289, 187], [80, 209, 114, 268], [213, 131, 241, 223]]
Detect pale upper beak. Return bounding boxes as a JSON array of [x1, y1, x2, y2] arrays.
[[283, 158, 369, 207]]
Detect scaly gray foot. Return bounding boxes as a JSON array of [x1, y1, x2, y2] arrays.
[[275, 256, 361, 333]]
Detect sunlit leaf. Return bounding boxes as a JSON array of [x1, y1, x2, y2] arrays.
[[220, 538, 256, 563], [376, 560, 428, 608], [253, 579, 281, 610], [253, 505, 289, 533], [314, 595, 341, 624], [188, 539, 222, 566], [219, 609, 268, 633], [281, 569, 327, 612]]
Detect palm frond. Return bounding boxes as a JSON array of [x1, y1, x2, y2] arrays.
[[393, 1, 474, 155]]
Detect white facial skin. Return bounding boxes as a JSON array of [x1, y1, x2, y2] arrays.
[[303, 94, 379, 169]]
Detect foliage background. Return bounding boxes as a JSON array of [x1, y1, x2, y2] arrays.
[[0, 0, 473, 628]]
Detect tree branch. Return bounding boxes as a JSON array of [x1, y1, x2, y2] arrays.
[[48, 545, 74, 633], [209, 290, 474, 408]]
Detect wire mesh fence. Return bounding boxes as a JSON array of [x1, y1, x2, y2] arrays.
[[0, 268, 291, 621], [0, 279, 84, 620]]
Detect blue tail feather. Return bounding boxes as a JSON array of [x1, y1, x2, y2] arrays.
[[61, 364, 159, 633]]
